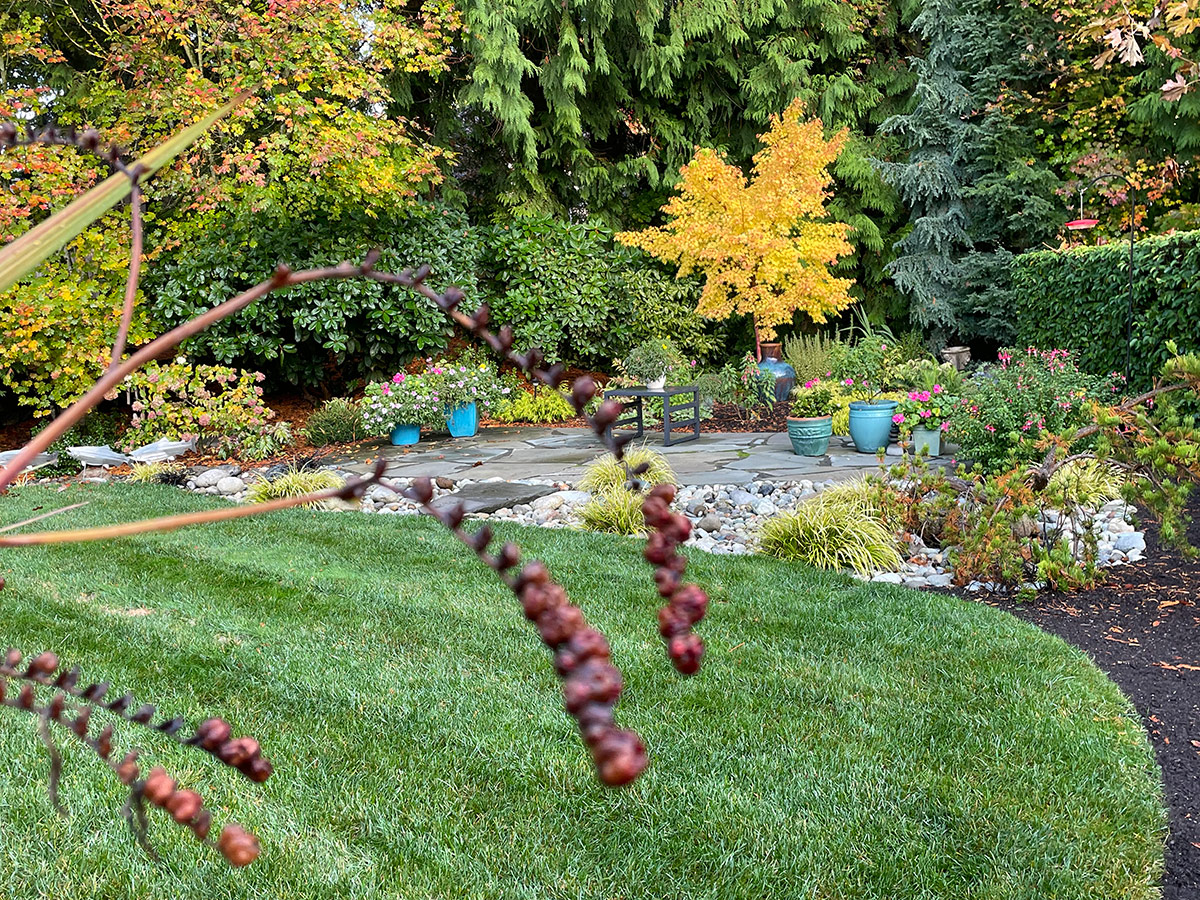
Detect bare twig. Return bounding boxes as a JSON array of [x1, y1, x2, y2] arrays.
[[0, 461, 385, 547], [0, 502, 90, 534], [109, 174, 145, 371]]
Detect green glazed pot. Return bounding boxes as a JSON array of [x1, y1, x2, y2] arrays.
[[910, 426, 942, 457], [847, 400, 898, 453], [787, 416, 833, 456]]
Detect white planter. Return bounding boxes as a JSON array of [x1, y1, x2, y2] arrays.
[[646, 375, 667, 391]]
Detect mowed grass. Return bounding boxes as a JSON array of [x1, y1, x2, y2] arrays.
[[0, 483, 1165, 899]]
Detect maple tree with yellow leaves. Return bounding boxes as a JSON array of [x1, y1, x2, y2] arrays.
[[617, 99, 855, 356]]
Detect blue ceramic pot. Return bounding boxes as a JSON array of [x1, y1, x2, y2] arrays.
[[787, 416, 832, 456], [445, 401, 479, 438], [758, 351, 796, 403], [390, 424, 420, 446], [847, 400, 898, 453]]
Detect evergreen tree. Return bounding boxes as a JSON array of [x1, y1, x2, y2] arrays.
[[876, 0, 973, 345]]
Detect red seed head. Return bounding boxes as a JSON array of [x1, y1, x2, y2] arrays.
[[117, 752, 140, 785], [241, 756, 274, 783], [218, 824, 261, 867], [657, 605, 689, 639], [668, 633, 705, 676], [535, 604, 586, 647], [640, 496, 671, 528], [216, 737, 260, 768], [5, 648, 22, 668], [190, 809, 212, 840], [592, 729, 648, 786], [643, 532, 674, 566], [553, 628, 611, 676], [195, 717, 233, 751], [647, 483, 676, 504], [654, 566, 681, 598], [670, 584, 709, 625], [662, 513, 692, 543], [142, 767, 176, 806], [166, 789, 203, 824], [562, 659, 624, 713], [515, 561, 550, 592], [27, 651, 58, 677]]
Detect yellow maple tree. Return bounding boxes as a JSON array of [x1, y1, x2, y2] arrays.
[[618, 99, 855, 351]]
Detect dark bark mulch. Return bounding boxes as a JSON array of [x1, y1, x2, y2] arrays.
[[701, 399, 790, 433], [966, 507, 1200, 898]]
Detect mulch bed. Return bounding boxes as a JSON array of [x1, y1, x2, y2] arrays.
[[960, 505, 1200, 898]]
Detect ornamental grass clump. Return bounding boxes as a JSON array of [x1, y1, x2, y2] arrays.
[[580, 447, 676, 494], [246, 467, 345, 506], [1047, 458, 1126, 510], [579, 487, 648, 535], [758, 494, 900, 574]]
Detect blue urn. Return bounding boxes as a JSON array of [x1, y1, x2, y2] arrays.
[[757, 342, 795, 402]]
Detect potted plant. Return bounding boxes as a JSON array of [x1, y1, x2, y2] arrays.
[[893, 386, 952, 457], [427, 356, 509, 438], [622, 339, 680, 391], [361, 372, 443, 445], [787, 379, 835, 456], [840, 336, 899, 453]]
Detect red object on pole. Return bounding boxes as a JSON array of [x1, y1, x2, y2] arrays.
[[1065, 218, 1099, 231]]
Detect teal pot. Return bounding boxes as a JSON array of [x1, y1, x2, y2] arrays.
[[390, 424, 420, 446], [757, 346, 796, 402], [909, 426, 942, 457], [787, 416, 832, 457], [847, 400, 898, 453], [445, 402, 479, 438]]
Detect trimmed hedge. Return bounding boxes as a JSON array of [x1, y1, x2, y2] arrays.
[[1012, 230, 1200, 386]]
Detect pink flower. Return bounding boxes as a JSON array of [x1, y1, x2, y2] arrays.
[[940, 421, 950, 432], [917, 391, 931, 402], [984, 424, 995, 432], [932, 384, 943, 394], [804, 379, 818, 389], [393, 373, 405, 383], [843, 378, 854, 386], [198, 413, 212, 427], [919, 409, 932, 418], [892, 413, 905, 423], [382, 386, 391, 396]]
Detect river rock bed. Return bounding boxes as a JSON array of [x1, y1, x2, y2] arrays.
[[155, 463, 1150, 592]]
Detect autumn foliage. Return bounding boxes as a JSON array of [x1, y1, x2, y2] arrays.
[[618, 100, 855, 342]]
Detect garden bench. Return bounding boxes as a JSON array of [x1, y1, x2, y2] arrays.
[[603, 385, 700, 446]]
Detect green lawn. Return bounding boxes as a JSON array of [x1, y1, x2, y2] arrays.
[[0, 483, 1165, 899]]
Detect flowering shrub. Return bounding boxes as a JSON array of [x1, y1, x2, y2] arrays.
[[361, 372, 445, 433], [893, 386, 953, 435], [790, 379, 836, 418], [620, 339, 684, 384], [423, 355, 509, 411], [121, 362, 277, 458], [949, 347, 1107, 473], [834, 336, 900, 403]]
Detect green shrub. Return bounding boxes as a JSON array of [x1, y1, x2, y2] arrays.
[[783, 332, 838, 384], [757, 495, 900, 574], [246, 468, 345, 506], [1011, 230, 1200, 388], [949, 348, 1108, 473], [238, 421, 293, 461], [149, 204, 478, 387], [890, 359, 964, 395], [494, 388, 576, 423], [579, 447, 677, 493], [304, 399, 364, 445], [579, 487, 647, 535], [121, 362, 277, 459]]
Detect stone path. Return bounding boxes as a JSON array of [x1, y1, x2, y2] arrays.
[[333, 426, 942, 486]]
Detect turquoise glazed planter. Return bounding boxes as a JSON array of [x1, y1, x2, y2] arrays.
[[787, 416, 832, 456], [390, 424, 420, 446], [910, 426, 942, 457], [847, 400, 898, 453], [446, 401, 479, 438]]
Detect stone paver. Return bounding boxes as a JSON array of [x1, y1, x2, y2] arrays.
[[334, 426, 952, 485]]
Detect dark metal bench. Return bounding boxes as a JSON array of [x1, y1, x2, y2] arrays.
[[602, 385, 701, 446]]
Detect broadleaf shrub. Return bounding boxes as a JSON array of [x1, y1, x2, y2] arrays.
[[1011, 230, 1200, 387], [1, 228, 156, 415], [148, 205, 480, 387], [120, 362, 276, 458]]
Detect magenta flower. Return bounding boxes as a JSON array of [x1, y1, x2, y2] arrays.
[[932, 384, 943, 394], [940, 421, 950, 432], [843, 378, 854, 386], [919, 409, 932, 418], [892, 413, 905, 424]]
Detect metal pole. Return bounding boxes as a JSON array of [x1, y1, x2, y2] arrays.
[[1126, 188, 1135, 382]]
